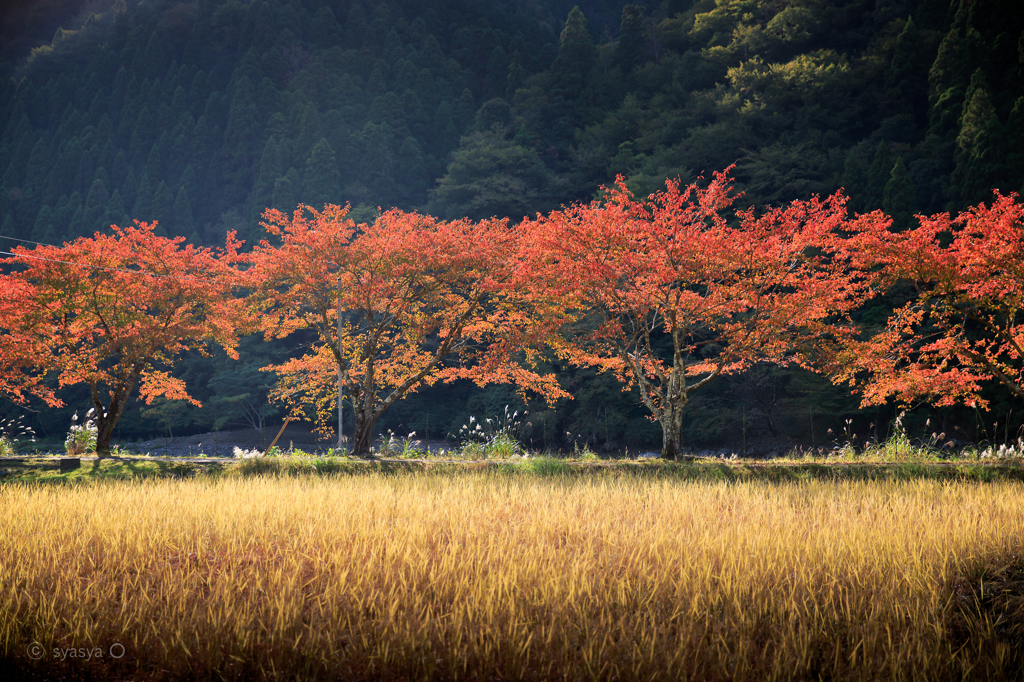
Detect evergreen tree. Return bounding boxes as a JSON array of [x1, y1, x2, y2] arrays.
[[368, 92, 407, 132], [151, 180, 175, 234], [249, 139, 281, 225], [31, 205, 56, 242], [145, 131, 172, 185], [453, 88, 476, 133], [68, 204, 87, 239], [104, 189, 128, 228], [132, 172, 154, 222], [928, 0, 980, 138], [121, 167, 138, 214], [475, 98, 513, 132], [303, 138, 342, 209], [358, 123, 397, 207], [221, 76, 261, 201], [396, 136, 429, 202], [432, 101, 459, 158], [883, 157, 916, 232], [550, 6, 596, 101], [483, 46, 509, 101], [128, 105, 156, 165], [191, 115, 217, 185], [865, 141, 892, 210], [954, 69, 1003, 204], [1006, 96, 1024, 192], [272, 168, 298, 212], [178, 165, 199, 208], [111, 151, 129, 190], [506, 51, 525, 97], [21, 137, 52, 212], [173, 186, 195, 236], [294, 104, 324, 164], [617, 5, 648, 74], [886, 16, 928, 122], [84, 177, 110, 231], [432, 129, 558, 220]]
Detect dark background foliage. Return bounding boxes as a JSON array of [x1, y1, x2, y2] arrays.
[[2, 0, 1022, 451]]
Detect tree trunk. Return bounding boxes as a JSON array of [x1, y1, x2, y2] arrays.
[[351, 406, 378, 458], [659, 400, 684, 460], [95, 416, 116, 459]]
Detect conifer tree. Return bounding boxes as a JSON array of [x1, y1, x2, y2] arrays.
[[249, 139, 281, 226], [928, 0, 980, 138], [221, 76, 260, 201], [432, 101, 459, 158], [179, 165, 198, 207], [132, 173, 154, 222], [31, 205, 55, 243], [173, 186, 194, 235], [272, 170, 298, 213], [866, 141, 892, 210], [883, 157, 916, 231], [145, 131, 171, 185], [151, 181, 174, 235], [954, 69, 1003, 204], [129, 105, 155, 165], [550, 6, 596, 101], [483, 46, 509, 101], [22, 138, 51, 211], [359, 123, 397, 207], [506, 51, 525, 97], [453, 88, 476, 133], [617, 5, 648, 74], [886, 16, 928, 121], [84, 177, 110, 231], [69, 205, 87, 239], [303, 138, 342, 209], [104, 190, 128, 228]]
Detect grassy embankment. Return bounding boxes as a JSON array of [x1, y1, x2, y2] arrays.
[[1, 470, 1022, 681]]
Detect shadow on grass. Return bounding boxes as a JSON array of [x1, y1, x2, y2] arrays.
[[0, 457, 228, 485], [3, 454, 1023, 485]]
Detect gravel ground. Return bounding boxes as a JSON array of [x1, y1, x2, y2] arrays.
[[119, 426, 454, 458]]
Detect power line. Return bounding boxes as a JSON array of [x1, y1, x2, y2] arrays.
[[0, 235, 51, 247]]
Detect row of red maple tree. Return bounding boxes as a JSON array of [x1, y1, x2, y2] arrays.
[[1, 170, 1022, 459]]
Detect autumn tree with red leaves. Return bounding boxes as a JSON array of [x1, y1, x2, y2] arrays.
[[0, 222, 245, 456], [520, 172, 868, 459], [0, 277, 59, 408], [834, 192, 1024, 408], [248, 204, 563, 458]]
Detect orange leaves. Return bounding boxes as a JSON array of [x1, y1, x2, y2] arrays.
[[248, 205, 561, 455], [519, 171, 864, 457], [837, 191, 1024, 407], [521, 172, 862, 378], [0, 221, 245, 452]]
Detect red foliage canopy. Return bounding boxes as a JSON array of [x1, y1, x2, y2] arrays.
[[835, 192, 1024, 408], [520, 172, 869, 458], [0, 222, 245, 454], [248, 205, 563, 457]]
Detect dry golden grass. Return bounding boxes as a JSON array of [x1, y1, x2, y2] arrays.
[[1, 472, 1022, 681]]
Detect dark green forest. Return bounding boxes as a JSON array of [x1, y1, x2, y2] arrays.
[[1, 0, 1022, 451]]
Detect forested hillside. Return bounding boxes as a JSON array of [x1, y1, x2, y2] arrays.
[[1, 0, 1022, 450]]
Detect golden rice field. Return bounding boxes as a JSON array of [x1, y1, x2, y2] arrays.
[[1, 472, 1022, 681]]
